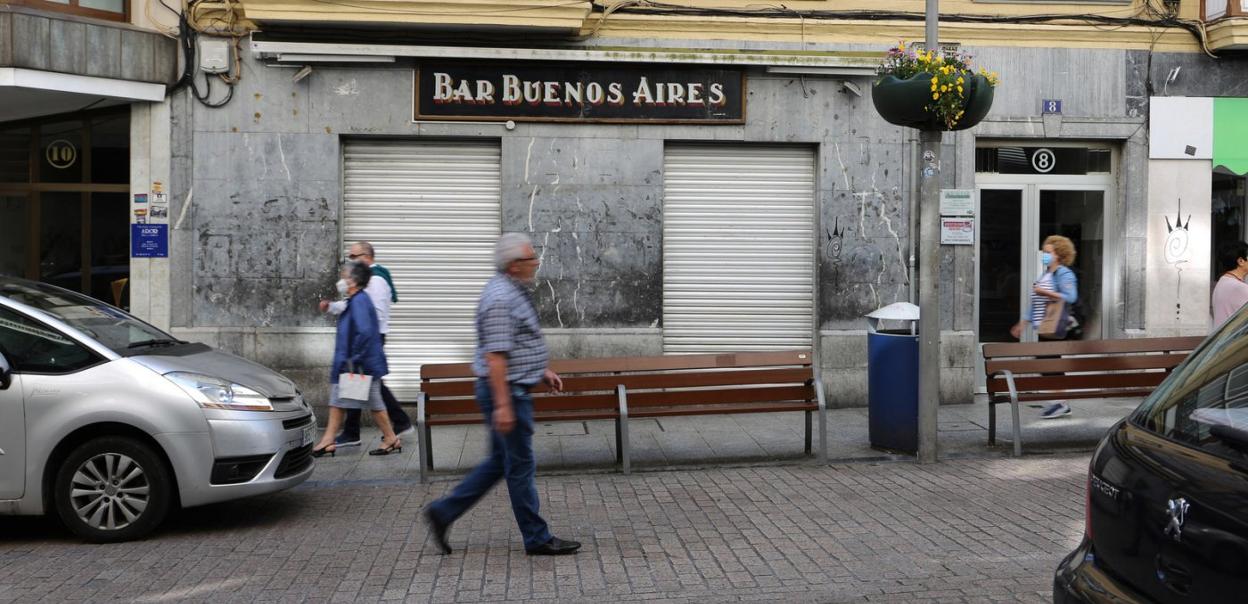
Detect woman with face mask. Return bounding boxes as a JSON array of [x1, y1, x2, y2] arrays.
[[1010, 235, 1079, 419], [311, 261, 402, 457]]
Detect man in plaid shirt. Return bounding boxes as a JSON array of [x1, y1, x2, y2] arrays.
[[424, 233, 582, 556]]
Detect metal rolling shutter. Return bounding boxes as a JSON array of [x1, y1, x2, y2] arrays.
[[662, 144, 815, 353], [342, 140, 501, 398]]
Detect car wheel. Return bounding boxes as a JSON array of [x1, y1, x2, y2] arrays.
[[53, 436, 172, 543]]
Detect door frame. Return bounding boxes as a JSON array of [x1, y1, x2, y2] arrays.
[[973, 143, 1119, 390]]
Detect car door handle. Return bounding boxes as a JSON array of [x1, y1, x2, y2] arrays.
[[1155, 554, 1192, 595]]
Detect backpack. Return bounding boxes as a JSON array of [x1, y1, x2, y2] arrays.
[[1060, 266, 1085, 340]]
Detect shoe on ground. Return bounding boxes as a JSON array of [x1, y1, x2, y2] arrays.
[[526, 536, 581, 556], [424, 507, 452, 555], [395, 425, 416, 438], [1040, 402, 1071, 419], [334, 433, 362, 447]]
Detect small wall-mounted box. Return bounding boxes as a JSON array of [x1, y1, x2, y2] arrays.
[[198, 38, 231, 74]]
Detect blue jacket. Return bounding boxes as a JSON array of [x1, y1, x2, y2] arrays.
[[331, 291, 388, 383], [1053, 265, 1078, 305]]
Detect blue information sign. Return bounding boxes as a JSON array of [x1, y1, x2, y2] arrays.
[[1042, 99, 1062, 114], [131, 224, 168, 258]]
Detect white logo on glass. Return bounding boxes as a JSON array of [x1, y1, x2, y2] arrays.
[[1031, 148, 1056, 173]]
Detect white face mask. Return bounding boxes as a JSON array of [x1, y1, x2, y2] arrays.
[[336, 279, 349, 296]]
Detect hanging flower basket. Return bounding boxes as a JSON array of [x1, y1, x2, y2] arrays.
[[872, 43, 998, 132]]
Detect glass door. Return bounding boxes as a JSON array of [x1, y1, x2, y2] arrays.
[[976, 184, 1110, 343], [977, 187, 1025, 343], [1039, 188, 1106, 343]]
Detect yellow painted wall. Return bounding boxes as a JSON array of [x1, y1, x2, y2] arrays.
[[232, 0, 1211, 53]]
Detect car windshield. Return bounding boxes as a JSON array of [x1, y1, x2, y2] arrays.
[[0, 280, 178, 355], [1132, 306, 1248, 446]]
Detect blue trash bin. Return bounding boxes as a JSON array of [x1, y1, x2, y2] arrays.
[[865, 303, 920, 454]]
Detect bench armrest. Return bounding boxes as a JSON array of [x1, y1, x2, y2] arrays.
[[416, 391, 428, 483], [989, 369, 1022, 457]]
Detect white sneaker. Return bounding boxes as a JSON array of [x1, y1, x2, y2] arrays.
[[395, 425, 416, 438], [1040, 402, 1072, 419]]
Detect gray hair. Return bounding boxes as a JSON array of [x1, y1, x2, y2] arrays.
[[342, 260, 372, 289], [352, 241, 375, 258], [494, 233, 533, 272]]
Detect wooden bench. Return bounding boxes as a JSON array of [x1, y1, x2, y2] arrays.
[[414, 350, 827, 482], [982, 336, 1204, 456]]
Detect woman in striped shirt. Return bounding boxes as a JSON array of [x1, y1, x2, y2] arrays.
[[1010, 235, 1079, 418]]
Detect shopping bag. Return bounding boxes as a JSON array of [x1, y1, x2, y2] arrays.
[[1037, 299, 1070, 340], [338, 365, 373, 402]]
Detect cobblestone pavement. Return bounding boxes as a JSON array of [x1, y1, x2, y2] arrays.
[[0, 454, 1087, 603]]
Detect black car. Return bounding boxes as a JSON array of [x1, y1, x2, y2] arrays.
[[1054, 307, 1248, 603]]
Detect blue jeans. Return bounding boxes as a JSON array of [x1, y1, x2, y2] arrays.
[[428, 379, 552, 551]]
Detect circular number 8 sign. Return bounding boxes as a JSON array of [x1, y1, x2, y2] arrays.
[[1031, 148, 1056, 174]]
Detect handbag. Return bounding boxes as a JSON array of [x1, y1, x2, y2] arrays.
[[1037, 299, 1070, 340], [338, 362, 373, 403]]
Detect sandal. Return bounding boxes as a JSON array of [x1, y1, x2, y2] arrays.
[[368, 440, 402, 456], [311, 444, 336, 458]]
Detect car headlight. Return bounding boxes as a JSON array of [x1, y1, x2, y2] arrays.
[[164, 372, 274, 411]]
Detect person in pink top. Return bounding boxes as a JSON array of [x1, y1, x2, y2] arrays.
[[1212, 241, 1248, 328]]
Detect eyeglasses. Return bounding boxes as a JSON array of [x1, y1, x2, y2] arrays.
[[516, 256, 538, 263], [347, 253, 368, 260]]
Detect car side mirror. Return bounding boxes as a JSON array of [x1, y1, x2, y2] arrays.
[[0, 354, 10, 390]]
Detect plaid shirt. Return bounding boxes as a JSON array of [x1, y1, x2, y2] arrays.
[[472, 273, 549, 386]]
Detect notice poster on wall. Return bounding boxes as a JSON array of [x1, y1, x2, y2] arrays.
[[940, 218, 975, 245], [131, 224, 168, 258]]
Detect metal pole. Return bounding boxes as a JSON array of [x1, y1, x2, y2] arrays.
[[917, 130, 941, 464], [917, 0, 941, 464], [925, 0, 939, 57]]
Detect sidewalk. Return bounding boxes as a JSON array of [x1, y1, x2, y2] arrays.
[[0, 455, 1087, 603], [312, 397, 1136, 482]]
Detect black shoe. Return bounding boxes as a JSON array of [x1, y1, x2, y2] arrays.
[[334, 433, 361, 447], [424, 507, 451, 555], [526, 537, 581, 556]]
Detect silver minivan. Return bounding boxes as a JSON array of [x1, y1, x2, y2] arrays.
[[0, 277, 315, 542]]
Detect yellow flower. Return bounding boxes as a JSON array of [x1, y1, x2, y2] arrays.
[[931, 84, 938, 92], [940, 85, 948, 92], [931, 76, 938, 85], [957, 76, 964, 84], [957, 86, 963, 94], [932, 92, 939, 100]]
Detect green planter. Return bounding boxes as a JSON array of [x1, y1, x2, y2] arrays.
[[872, 72, 994, 131]]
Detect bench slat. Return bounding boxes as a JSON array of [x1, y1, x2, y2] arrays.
[[541, 366, 813, 392], [991, 388, 1155, 403], [420, 366, 813, 398], [419, 350, 814, 380], [984, 353, 1188, 375], [626, 385, 815, 408], [988, 371, 1167, 394], [426, 392, 620, 414], [419, 363, 475, 379], [632, 402, 816, 417], [982, 336, 1203, 359], [549, 350, 812, 373], [428, 409, 621, 426]]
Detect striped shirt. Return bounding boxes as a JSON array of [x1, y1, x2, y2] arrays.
[[472, 273, 549, 387], [1029, 272, 1055, 327]]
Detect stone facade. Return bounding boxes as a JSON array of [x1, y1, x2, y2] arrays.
[[143, 40, 1237, 410]]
